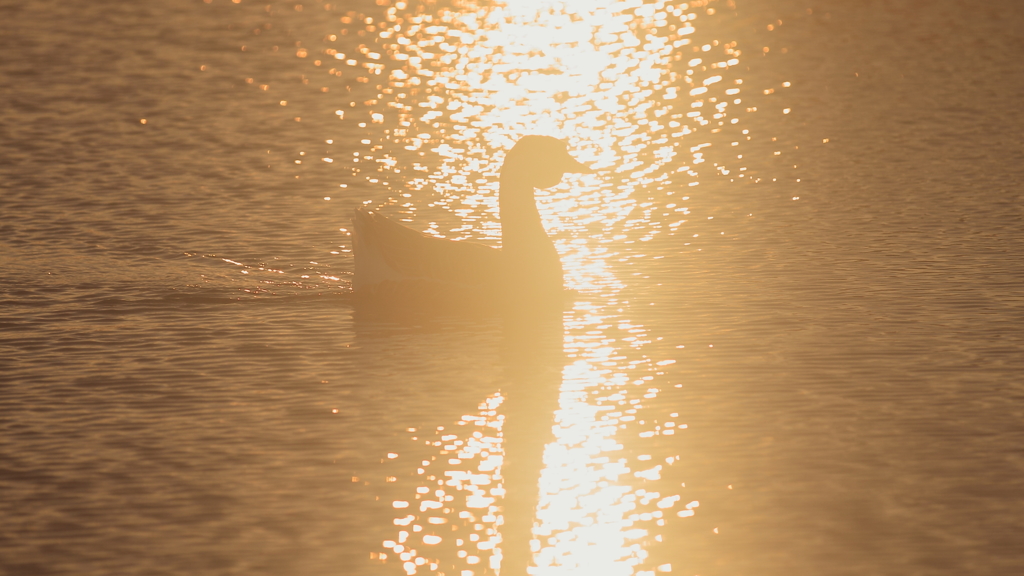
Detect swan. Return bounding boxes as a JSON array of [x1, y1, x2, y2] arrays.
[[352, 135, 591, 311]]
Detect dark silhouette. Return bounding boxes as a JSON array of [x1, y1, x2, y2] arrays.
[[351, 135, 591, 314], [352, 135, 592, 572]]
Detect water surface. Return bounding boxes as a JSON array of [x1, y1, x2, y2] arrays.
[[2, 1, 1022, 575]]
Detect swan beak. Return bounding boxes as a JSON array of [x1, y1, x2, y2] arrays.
[[564, 156, 595, 174]]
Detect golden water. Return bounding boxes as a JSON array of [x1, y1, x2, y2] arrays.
[[1, 1, 1022, 575]]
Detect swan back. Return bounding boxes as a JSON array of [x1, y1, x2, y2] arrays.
[[352, 208, 504, 298]]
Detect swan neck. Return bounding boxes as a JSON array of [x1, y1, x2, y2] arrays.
[[498, 170, 564, 292], [498, 176, 544, 241]]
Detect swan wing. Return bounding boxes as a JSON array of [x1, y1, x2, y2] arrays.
[[353, 209, 503, 291]]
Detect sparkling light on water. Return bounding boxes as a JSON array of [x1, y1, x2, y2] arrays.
[[350, 0, 753, 573], [331, 0, 753, 295]]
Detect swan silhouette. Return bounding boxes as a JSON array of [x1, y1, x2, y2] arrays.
[[352, 135, 591, 311]]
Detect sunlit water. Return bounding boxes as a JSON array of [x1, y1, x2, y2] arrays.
[[2, 1, 1023, 575]]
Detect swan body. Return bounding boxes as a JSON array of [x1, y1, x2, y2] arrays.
[[352, 135, 590, 310]]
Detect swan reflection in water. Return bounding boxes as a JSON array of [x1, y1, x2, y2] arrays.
[[352, 136, 587, 573], [352, 135, 685, 574], [354, 300, 565, 576]]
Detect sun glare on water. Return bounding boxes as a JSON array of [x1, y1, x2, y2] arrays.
[[351, 0, 747, 573], [357, 0, 746, 296]]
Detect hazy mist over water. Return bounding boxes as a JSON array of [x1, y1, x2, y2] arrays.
[[1, 1, 1022, 575]]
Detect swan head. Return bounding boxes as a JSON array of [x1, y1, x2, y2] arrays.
[[501, 135, 592, 189]]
